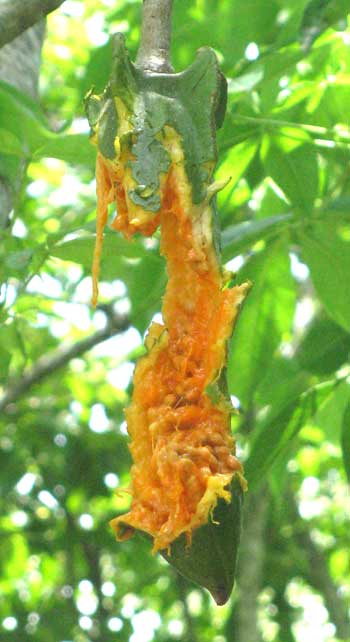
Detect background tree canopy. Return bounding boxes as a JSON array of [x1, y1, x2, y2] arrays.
[[0, 1, 350, 641]]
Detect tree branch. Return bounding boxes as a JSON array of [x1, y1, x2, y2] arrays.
[[0, 20, 45, 227], [136, 0, 174, 73], [225, 485, 269, 642], [0, 0, 64, 49], [296, 527, 350, 639], [0, 308, 130, 412], [283, 491, 350, 640], [175, 574, 200, 642]]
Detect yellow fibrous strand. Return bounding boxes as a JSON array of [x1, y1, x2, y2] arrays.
[[92, 123, 248, 552]]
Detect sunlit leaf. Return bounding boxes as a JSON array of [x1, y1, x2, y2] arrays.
[[299, 219, 350, 331], [34, 134, 96, 167], [228, 241, 296, 406], [222, 213, 292, 260], [50, 233, 165, 330], [297, 314, 350, 375], [255, 355, 309, 416], [263, 142, 318, 212], [313, 379, 350, 445], [300, 0, 350, 49], [0, 80, 50, 153], [50, 233, 151, 264], [341, 401, 350, 483], [228, 68, 264, 95], [245, 379, 336, 488]]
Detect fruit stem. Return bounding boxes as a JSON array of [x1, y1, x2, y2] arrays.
[[136, 0, 174, 73]]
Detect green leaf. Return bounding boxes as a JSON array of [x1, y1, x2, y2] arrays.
[[341, 401, 350, 483], [313, 379, 350, 445], [264, 143, 318, 212], [297, 314, 350, 375], [0, 237, 33, 280], [258, 183, 291, 222], [0, 324, 16, 379], [228, 241, 296, 406], [328, 196, 350, 213], [0, 128, 24, 156], [0, 153, 21, 185], [50, 233, 165, 331], [274, 0, 310, 44], [245, 380, 336, 489], [125, 255, 166, 331], [228, 68, 264, 95], [0, 349, 10, 380], [34, 134, 96, 167], [50, 233, 151, 264], [5, 249, 32, 272], [0, 80, 50, 154], [222, 213, 292, 261], [217, 140, 258, 192], [300, 0, 350, 49], [0, 80, 48, 125], [255, 355, 309, 416], [0, 81, 95, 169], [272, 81, 318, 114], [246, 396, 310, 489], [299, 219, 350, 331], [171, 0, 283, 72], [260, 46, 305, 83], [268, 446, 294, 505], [273, 126, 311, 154], [78, 40, 113, 99], [312, 82, 350, 129]]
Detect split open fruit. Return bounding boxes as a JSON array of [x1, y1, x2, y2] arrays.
[[85, 34, 249, 604]]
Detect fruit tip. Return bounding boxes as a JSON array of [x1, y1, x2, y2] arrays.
[[210, 584, 231, 606]]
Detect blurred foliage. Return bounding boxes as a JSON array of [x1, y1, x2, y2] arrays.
[[0, 1, 350, 641]]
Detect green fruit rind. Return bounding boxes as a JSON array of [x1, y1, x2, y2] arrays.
[[161, 473, 245, 605], [85, 33, 227, 211]]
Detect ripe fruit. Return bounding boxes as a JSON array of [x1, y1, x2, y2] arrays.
[[85, 34, 248, 603]]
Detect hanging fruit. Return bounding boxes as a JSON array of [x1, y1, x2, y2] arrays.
[[85, 33, 249, 605]]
